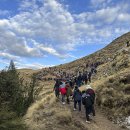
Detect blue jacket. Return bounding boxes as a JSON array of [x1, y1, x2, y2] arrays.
[[73, 89, 82, 101]]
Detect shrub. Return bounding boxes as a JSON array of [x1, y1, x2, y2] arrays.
[[0, 60, 38, 129]]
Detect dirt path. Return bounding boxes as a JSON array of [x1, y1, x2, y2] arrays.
[[67, 103, 125, 130], [25, 81, 127, 130]]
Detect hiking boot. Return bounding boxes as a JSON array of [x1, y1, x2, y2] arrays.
[[74, 108, 77, 111], [86, 120, 90, 124]]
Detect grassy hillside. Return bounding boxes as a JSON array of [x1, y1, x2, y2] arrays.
[[6, 32, 129, 130], [35, 32, 130, 128]]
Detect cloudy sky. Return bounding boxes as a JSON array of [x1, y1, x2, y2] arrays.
[[0, 0, 130, 69]]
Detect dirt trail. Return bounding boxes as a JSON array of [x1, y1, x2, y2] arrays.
[[25, 81, 127, 130], [67, 102, 125, 130]]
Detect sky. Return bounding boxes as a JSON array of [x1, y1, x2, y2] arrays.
[[0, 0, 130, 69]]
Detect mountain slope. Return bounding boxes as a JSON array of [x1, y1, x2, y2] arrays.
[[23, 32, 130, 130]]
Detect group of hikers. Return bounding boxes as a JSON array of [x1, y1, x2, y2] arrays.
[[52, 40, 130, 124], [53, 69, 96, 123]]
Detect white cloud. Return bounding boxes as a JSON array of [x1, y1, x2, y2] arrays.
[[0, 0, 130, 69], [15, 61, 54, 69], [0, 52, 20, 60], [117, 13, 130, 22]]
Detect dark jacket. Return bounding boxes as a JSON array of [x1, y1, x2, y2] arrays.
[[82, 93, 92, 107], [73, 89, 82, 101], [54, 81, 60, 91]]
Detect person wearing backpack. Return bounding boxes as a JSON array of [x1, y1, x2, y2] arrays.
[[82, 89, 93, 123], [73, 86, 82, 111], [86, 84, 96, 116]]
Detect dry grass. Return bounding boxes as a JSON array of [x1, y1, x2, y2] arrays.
[[94, 70, 130, 122], [24, 93, 56, 130], [55, 109, 72, 125], [24, 79, 84, 130], [21, 32, 130, 129]]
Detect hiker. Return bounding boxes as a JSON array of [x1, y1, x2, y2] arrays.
[[73, 86, 82, 111], [69, 79, 73, 88], [83, 72, 88, 85], [65, 82, 72, 104], [53, 79, 60, 98], [86, 85, 96, 116], [88, 72, 92, 83], [126, 40, 130, 47], [76, 73, 83, 87], [59, 80, 67, 104], [82, 90, 93, 123]]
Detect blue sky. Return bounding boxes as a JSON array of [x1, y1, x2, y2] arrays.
[[0, 0, 130, 69]]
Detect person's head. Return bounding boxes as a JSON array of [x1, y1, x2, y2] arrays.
[[75, 86, 78, 90], [60, 81, 63, 85]]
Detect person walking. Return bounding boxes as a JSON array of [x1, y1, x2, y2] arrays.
[[53, 79, 60, 98], [65, 82, 72, 104], [86, 84, 96, 116], [88, 72, 92, 83], [82, 90, 93, 123], [59, 80, 67, 104], [77, 73, 83, 87], [73, 86, 82, 111]]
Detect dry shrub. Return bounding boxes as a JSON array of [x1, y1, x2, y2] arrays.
[[24, 94, 55, 129], [55, 110, 72, 125], [123, 84, 130, 94]]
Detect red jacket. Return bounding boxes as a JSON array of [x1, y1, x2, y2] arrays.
[[59, 87, 67, 95]]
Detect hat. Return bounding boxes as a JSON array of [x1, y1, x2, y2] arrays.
[[86, 84, 92, 89]]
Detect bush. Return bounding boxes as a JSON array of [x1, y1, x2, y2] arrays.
[[0, 60, 37, 129]]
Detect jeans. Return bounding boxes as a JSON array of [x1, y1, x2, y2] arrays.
[[74, 100, 81, 111], [85, 106, 92, 121], [66, 96, 70, 104], [62, 94, 65, 102], [92, 105, 95, 116]]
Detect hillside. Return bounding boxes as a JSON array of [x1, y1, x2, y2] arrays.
[[7, 32, 129, 130], [30, 32, 130, 129]]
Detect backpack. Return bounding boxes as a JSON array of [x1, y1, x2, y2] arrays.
[[82, 93, 86, 105], [82, 93, 92, 107]]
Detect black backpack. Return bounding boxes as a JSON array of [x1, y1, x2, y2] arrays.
[[82, 93, 86, 105], [82, 93, 92, 107]]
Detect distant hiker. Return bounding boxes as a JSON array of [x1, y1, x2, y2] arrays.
[[86, 85, 96, 116], [88, 72, 92, 83], [53, 79, 60, 98], [76, 73, 83, 87], [91, 67, 94, 74], [83, 72, 88, 85], [82, 89, 93, 123], [59, 80, 67, 104], [73, 86, 82, 111], [69, 79, 73, 89], [126, 41, 130, 47], [86, 63, 88, 68], [65, 82, 72, 104]]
